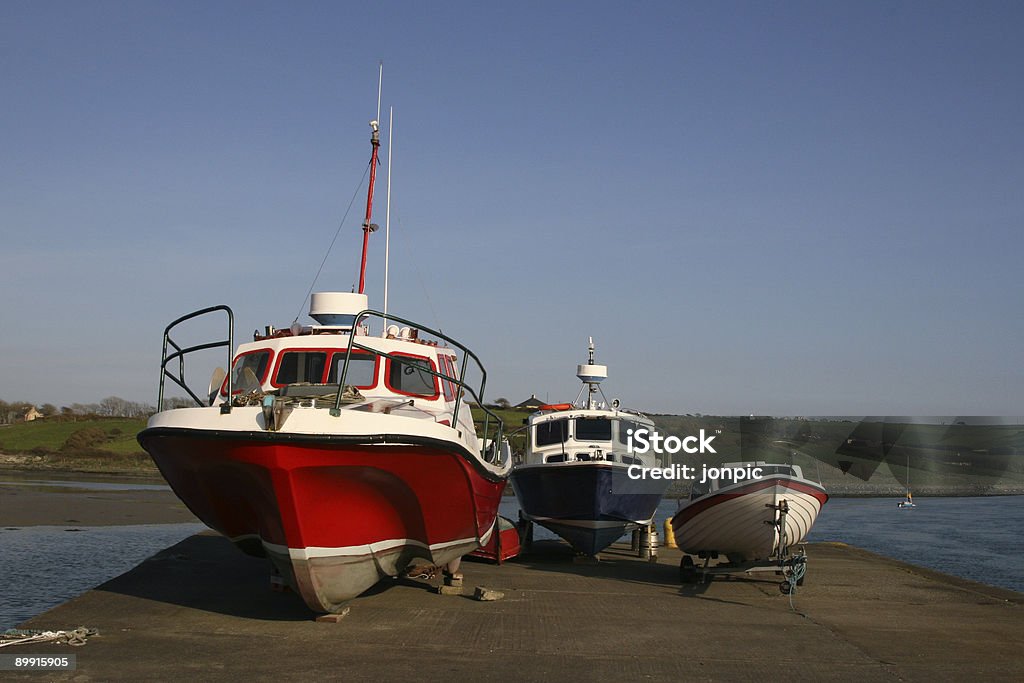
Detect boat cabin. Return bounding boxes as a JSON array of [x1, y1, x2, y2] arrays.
[[226, 336, 456, 401], [527, 409, 659, 467], [221, 292, 463, 410]]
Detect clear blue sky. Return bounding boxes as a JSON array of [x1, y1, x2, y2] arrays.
[[2, 1, 1021, 415]]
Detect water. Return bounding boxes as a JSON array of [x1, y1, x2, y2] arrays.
[[501, 495, 1024, 593], [804, 496, 1024, 592], [0, 523, 205, 630], [2, 495, 1020, 629]]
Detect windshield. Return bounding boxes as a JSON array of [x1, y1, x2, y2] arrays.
[[536, 418, 569, 446], [228, 350, 271, 391], [575, 417, 611, 441], [327, 353, 377, 388], [387, 356, 437, 397]]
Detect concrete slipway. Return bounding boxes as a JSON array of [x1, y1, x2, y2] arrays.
[[10, 534, 1024, 681]]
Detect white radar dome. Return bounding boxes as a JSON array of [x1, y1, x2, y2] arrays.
[[309, 292, 369, 327], [577, 364, 607, 384]]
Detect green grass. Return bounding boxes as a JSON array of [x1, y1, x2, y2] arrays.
[[0, 417, 148, 454], [472, 405, 532, 457], [0, 417, 149, 454], [0, 417, 156, 473]]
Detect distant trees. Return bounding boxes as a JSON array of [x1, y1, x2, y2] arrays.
[[97, 396, 152, 418], [0, 396, 156, 424], [161, 397, 195, 410], [0, 400, 34, 424]]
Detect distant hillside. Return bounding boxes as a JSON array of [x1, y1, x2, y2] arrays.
[[4, 410, 1022, 495], [649, 415, 1024, 497]]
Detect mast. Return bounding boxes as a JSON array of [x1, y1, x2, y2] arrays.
[[357, 65, 383, 295], [384, 106, 393, 318], [906, 452, 911, 496]]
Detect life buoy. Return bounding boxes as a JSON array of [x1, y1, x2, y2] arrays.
[[539, 403, 573, 411]]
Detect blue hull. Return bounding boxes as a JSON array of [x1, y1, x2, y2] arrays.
[[510, 463, 668, 555]]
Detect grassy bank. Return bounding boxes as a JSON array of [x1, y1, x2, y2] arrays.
[[0, 417, 156, 474]]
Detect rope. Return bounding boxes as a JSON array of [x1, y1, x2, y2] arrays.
[[292, 162, 372, 323], [0, 627, 98, 648], [394, 214, 443, 333], [784, 555, 808, 611]]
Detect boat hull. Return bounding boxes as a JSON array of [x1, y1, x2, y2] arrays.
[[510, 462, 667, 556], [139, 428, 505, 612], [671, 476, 828, 563], [467, 515, 521, 563]]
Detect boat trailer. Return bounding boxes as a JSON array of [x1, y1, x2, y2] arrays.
[[678, 499, 808, 595]]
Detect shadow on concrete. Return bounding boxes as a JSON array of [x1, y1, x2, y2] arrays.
[[502, 539, 686, 589], [506, 539, 794, 599], [96, 532, 317, 622], [97, 532, 797, 621]]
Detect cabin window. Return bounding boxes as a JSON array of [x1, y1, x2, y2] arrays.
[[616, 420, 645, 445], [439, 355, 457, 401], [545, 454, 568, 463], [386, 355, 438, 398], [575, 417, 612, 441], [535, 419, 569, 446], [274, 351, 327, 385], [327, 353, 378, 388], [690, 478, 712, 498], [228, 350, 272, 391], [758, 465, 795, 477]]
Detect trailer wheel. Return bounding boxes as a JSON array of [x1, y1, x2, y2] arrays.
[[679, 555, 697, 584]]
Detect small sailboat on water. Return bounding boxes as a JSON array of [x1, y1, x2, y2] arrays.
[[897, 453, 916, 508]]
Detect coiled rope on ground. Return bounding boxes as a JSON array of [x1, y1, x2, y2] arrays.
[[0, 627, 98, 648]]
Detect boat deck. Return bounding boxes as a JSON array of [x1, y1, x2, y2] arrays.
[[11, 534, 1024, 681]]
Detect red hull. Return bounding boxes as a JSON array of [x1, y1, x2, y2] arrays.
[[140, 430, 506, 611], [467, 516, 521, 563]]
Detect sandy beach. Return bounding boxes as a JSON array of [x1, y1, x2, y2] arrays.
[[0, 473, 198, 527]]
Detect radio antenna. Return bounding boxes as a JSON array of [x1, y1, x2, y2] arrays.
[[384, 105, 393, 320]]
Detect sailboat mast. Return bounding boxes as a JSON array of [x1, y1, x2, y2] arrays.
[[357, 65, 383, 295]]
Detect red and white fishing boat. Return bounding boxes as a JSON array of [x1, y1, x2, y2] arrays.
[[671, 462, 828, 564], [138, 113, 510, 613]]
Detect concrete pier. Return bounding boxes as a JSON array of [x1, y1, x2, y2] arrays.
[[9, 534, 1024, 681]]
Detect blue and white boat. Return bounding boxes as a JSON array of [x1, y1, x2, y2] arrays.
[[510, 339, 668, 556]]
